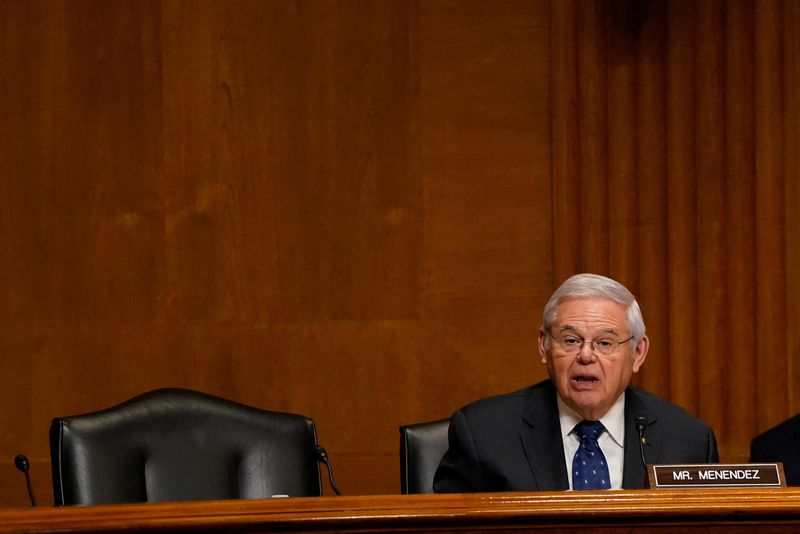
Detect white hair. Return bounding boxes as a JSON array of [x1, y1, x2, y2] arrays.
[[542, 273, 645, 344]]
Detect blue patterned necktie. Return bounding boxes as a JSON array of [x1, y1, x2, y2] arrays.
[[572, 420, 611, 490]]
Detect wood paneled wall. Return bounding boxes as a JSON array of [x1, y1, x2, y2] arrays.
[[0, 0, 796, 507], [551, 0, 800, 464]]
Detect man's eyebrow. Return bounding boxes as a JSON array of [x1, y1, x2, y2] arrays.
[[557, 325, 621, 336]]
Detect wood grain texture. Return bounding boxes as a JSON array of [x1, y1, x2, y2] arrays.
[[0, 0, 798, 508], [786, 0, 800, 413], [0, 0, 550, 505], [724, 0, 758, 461], [694, 0, 726, 437], [634, 0, 669, 400], [5, 489, 800, 533], [550, 0, 799, 465], [605, 0, 639, 288], [754, 0, 788, 431], [551, 0, 581, 280], [577, 0, 609, 273], [664, 0, 698, 407]]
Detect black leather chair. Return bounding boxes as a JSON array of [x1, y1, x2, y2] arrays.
[[50, 388, 323, 505], [399, 418, 449, 494]]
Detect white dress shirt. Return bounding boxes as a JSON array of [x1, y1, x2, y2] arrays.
[[558, 393, 626, 490]]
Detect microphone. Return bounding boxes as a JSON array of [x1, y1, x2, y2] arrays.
[[635, 416, 648, 469], [315, 445, 341, 495], [14, 454, 37, 506]]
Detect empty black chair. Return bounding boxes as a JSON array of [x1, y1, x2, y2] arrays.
[[399, 418, 449, 494], [50, 388, 323, 505]]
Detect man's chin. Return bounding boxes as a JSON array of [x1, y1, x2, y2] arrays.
[[566, 392, 606, 419]]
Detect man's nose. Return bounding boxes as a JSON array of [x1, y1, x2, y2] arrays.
[[576, 341, 596, 363]]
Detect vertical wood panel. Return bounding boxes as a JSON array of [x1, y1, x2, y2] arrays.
[[694, 0, 727, 434], [665, 0, 699, 409], [162, 0, 419, 324], [0, 0, 45, 322], [606, 2, 639, 285], [160, 0, 421, 496], [551, 0, 581, 280], [724, 0, 757, 461], [577, 1, 609, 273], [418, 0, 551, 405], [786, 0, 800, 413], [1, 0, 165, 506], [754, 0, 788, 430], [1, 0, 164, 326], [552, 0, 799, 464], [634, 0, 669, 398]]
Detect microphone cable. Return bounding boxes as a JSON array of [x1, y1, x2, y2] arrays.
[[315, 445, 341, 495]]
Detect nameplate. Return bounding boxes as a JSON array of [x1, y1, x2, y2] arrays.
[[647, 463, 785, 489]]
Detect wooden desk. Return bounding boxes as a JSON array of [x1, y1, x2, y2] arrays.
[[4, 488, 800, 533]]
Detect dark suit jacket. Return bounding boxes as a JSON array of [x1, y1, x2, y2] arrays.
[[434, 379, 719, 492], [750, 414, 800, 486]]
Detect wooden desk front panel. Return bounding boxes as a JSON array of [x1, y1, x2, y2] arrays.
[[4, 489, 800, 533]]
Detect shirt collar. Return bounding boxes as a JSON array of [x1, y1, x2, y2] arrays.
[[557, 391, 626, 447]]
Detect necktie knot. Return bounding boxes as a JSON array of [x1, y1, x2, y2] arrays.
[[575, 420, 605, 443]]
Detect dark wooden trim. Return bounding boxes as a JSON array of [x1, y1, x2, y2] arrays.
[[5, 489, 800, 532]]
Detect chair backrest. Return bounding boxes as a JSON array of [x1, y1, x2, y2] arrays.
[[399, 418, 450, 494], [50, 388, 323, 505]]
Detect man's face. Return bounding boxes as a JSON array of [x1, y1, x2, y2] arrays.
[[538, 296, 649, 421]]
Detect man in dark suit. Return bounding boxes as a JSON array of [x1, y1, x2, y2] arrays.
[[750, 415, 800, 486], [434, 273, 718, 492]]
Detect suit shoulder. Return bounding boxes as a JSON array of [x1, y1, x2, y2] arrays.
[[752, 413, 800, 446], [453, 380, 552, 420]]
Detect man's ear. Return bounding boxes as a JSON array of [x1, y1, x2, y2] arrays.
[[538, 328, 548, 364], [632, 335, 649, 373]]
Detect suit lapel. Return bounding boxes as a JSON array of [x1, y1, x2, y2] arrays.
[[623, 387, 661, 488], [520, 383, 570, 491]]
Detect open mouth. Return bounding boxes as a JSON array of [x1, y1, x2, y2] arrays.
[[572, 375, 599, 387]]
